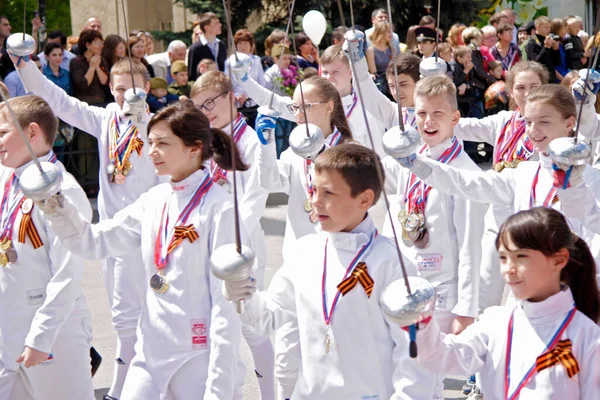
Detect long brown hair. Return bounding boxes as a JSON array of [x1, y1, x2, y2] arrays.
[[506, 61, 549, 110], [526, 84, 576, 136], [496, 208, 600, 323], [147, 101, 248, 172], [303, 76, 353, 142]]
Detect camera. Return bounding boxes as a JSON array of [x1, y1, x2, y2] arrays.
[[550, 34, 560, 41]]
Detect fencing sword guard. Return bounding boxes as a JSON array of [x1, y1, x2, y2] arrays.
[[228, 52, 253, 75], [383, 125, 421, 159], [257, 105, 281, 119], [547, 137, 591, 166], [419, 57, 447, 78], [380, 276, 437, 327], [343, 30, 365, 63], [18, 162, 63, 201], [6, 33, 36, 59], [289, 123, 325, 160], [210, 243, 256, 314]]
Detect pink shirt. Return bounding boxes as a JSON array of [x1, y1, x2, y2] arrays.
[[479, 45, 496, 72]]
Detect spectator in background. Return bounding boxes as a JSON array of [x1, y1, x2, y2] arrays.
[[37, 30, 77, 71], [489, 12, 508, 29], [565, 17, 587, 69], [0, 16, 14, 79], [188, 12, 226, 79], [167, 60, 193, 98], [42, 43, 71, 94], [447, 23, 466, 49], [70, 17, 103, 55], [147, 77, 178, 112], [501, 8, 518, 45], [4, 54, 40, 97], [261, 29, 289, 70], [365, 9, 400, 54], [415, 26, 438, 59], [224, 29, 266, 127], [525, 16, 560, 83], [551, 18, 569, 81], [147, 40, 187, 85], [484, 59, 509, 115], [490, 23, 520, 72], [560, 70, 579, 88], [70, 29, 108, 106], [191, 21, 202, 44], [419, 15, 436, 29], [197, 58, 217, 76], [452, 46, 484, 118], [295, 31, 319, 70], [67, 36, 78, 52], [481, 25, 498, 51], [128, 35, 154, 79], [405, 25, 418, 53], [437, 42, 452, 63], [101, 34, 127, 73], [462, 27, 495, 86], [367, 21, 393, 98], [145, 32, 155, 56], [517, 25, 529, 45], [578, 30, 589, 49], [586, 32, 600, 70], [264, 44, 291, 94], [519, 21, 536, 60], [332, 26, 349, 46]]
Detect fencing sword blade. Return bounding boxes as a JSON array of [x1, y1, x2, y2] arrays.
[[119, 0, 138, 95]]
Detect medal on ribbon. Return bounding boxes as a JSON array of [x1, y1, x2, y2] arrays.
[[152, 174, 213, 292], [493, 111, 529, 173], [400, 138, 462, 249], [108, 113, 145, 184]]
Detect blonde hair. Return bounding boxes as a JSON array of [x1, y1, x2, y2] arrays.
[[191, 71, 234, 98], [369, 21, 391, 48], [110, 59, 149, 84], [0, 95, 58, 146], [414, 76, 458, 111], [447, 23, 466, 47], [320, 45, 349, 67]]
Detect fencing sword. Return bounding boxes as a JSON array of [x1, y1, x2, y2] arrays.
[[344, 1, 436, 358], [547, 38, 600, 166], [210, 0, 256, 314], [419, 0, 447, 77]]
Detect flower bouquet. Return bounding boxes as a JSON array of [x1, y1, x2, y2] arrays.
[[275, 64, 302, 97]]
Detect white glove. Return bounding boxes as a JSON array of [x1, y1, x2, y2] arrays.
[[228, 53, 250, 82], [342, 30, 365, 63], [222, 277, 257, 302], [396, 154, 433, 179], [572, 69, 600, 104], [552, 161, 586, 189], [122, 88, 148, 124], [36, 194, 87, 239]]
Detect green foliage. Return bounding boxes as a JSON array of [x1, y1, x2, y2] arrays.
[[0, 0, 72, 36]]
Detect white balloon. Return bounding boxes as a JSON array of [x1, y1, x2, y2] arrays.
[[302, 10, 327, 46]]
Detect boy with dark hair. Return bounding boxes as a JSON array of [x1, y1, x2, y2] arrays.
[[13, 55, 159, 400], [187, 12, 225, 78], [0, 95, 94, 399], [224, 143, 431, 399]]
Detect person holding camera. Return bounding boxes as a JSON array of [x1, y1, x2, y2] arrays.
[[564, 17, 587, 70], [525, 16, 561, 83]]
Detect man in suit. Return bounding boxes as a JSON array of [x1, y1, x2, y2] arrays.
[[147, 40, 187, 85], [187, 12, 225, 80]]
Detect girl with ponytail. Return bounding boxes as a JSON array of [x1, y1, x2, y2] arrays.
[[36, 100, 247, 397], [407, 207, 600, 399]]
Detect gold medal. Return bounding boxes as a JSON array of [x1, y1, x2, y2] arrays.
[[217, 178, 226, 186], [303, 198, 312, 213], [106, 163, 116, 175], [0, 252, 7, 267], [1, 239, 12, 251], [114, 172, 126, 185], [508, 159, 521, 169], [493, 162, 504, 173]]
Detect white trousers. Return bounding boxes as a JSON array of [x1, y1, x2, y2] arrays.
[[0, 303, 94, 399], [103, 253, 146, 337], [121, 353, 210, 400]]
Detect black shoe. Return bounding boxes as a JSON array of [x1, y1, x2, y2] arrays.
[[90, 346, 102, 377]]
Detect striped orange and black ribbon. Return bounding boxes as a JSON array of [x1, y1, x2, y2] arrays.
[[18, 211, 43, 249], [167, 224, 199, 253], [132, 138, 145, 156], [337, 262, 374, 298], [535, 339, 580, 378]]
